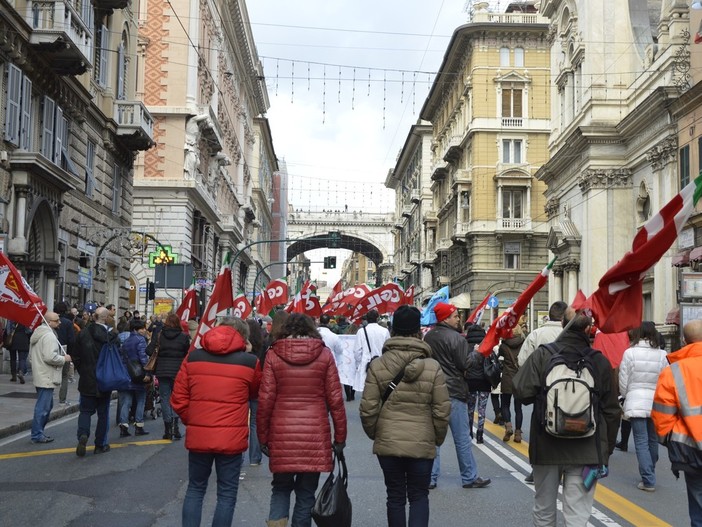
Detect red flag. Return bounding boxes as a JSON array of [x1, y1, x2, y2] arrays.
[[590, 175, 702, 333], [478, 258, 556, 356], [0, 252, 47, 329], [232, 293, 252, 320], [176, 287, 198, 321], [592, 330, 630, 369], [286, 280, 321, 316], [571, 289, 587, 310], [351, 283, 404, 323], [257, 278, 288, 315], [403, 285, 415, 306], [324, 280, 343, 306], [190, 263, 234, 351], [466, 293, 491, 325], [322, 284, 371, 316]]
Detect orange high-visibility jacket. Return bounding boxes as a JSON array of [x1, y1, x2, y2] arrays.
[[651, 342, 702, 474]]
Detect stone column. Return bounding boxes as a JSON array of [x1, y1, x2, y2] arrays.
[[565, 262, 579, 305], [552, 266, 564, 303]]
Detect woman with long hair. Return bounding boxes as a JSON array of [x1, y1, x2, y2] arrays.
[[257, 314, 347, 527], [619, 321, 668, 492]]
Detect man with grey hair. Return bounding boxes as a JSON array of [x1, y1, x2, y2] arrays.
[[217, 317, 251, 351], [73, 306, 118, 456]]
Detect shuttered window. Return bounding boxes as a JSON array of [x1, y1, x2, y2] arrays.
[[86, 140, 96, 197], [4, 63, 21, 145], [20, 76, 33, 150], [41, 96, 55, 159]]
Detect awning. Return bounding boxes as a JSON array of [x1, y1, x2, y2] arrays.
[[690, 247, 702, 261], [666, 307, 680, 325], [672, 250, 691, 267], [449, 292, 472, 309]]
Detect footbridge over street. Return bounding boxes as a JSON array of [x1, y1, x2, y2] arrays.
[[286, 209, 396, 284]]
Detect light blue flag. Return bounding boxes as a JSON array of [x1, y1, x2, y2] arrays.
[[420, 286, 450, 326]]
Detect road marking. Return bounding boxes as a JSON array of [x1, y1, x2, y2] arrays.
[[480, 419, 672, 527], [0, 439, 171, 460]]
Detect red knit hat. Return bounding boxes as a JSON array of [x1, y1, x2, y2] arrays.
[[434, 302, 457, 323]]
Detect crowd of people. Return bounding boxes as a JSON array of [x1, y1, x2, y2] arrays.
[[6, 297, 702, 527]]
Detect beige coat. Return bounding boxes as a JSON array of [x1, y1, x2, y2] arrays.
[[29, 325, 66, 388], [360, 336, 450, 459]]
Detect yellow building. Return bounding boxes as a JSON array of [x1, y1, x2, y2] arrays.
[[417, 4, 551, 323]]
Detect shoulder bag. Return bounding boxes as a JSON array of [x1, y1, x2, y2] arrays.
[[312, 451, 352, 527], [144, 335, 160, 373]]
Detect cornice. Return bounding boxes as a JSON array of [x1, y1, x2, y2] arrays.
[[578, 167, 633, 193]]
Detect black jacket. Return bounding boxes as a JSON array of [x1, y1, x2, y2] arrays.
[[74, 323, 116, 397], [152, 327, 189, 379], [423, 323, 476, 402]]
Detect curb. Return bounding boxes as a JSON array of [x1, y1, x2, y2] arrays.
[[0, 402, 81, 441]]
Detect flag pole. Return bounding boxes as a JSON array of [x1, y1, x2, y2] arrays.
[[33, 304, 66, 354]]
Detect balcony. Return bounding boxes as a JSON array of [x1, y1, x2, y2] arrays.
[[501, 117, 523, 127], [451, 222, 469, 243], [410, 251, 420, 264], [401, 205, 413, 218], [27, 0, 93, 75], [436, 238, 452, 251], [410, 189, 421, 203], [114, 101, 155, 151], [443, 135, 463, 163], [498, 217, 532, 230], [431, 161, 449, 181]]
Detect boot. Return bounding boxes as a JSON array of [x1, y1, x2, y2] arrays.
[[119, 424, 131, 437], [494, 412, 504, 426], [10, 375, 16, 382], [476, 430, 484, 444], [266, 518, 288, 527], [134, 425, 149, 436], [503, 422, 514, 442], [172, 418, 182, 440], [163, 422, 173, 440], [514, 429, 522, 443]]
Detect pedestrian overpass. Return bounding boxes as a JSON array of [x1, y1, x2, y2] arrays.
[[286, 210, 396, 284]]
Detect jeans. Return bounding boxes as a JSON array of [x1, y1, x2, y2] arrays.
[[77, 394, 111, 447], [159, 377, 175, 424], [118, 390, 146, 425], [686, 471, 702, 527], [467, 391, 489, 436], [248, 399, 262, 464], [269, 472, 320, 527], [31, 387, 54, 441], [431, 398, 478, 486], [630, 417, 659, 487], [182, 451, 242, 527], [9, 349, 28, 376], [501, 394, 523, 430], [533, 464, 595, 527], [378, 455, 432, 527]]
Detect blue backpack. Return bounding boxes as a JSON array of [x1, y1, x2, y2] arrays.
[[96, 341, 131, 392]]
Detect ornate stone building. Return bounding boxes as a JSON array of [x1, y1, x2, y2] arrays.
[[132, 0, 272, 313], [417, 4, 552, 325], [537, 0, 694, 323], [0, 0, 153, 309]]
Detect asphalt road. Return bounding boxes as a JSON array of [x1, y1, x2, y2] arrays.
[[0, 398, 691, 526]]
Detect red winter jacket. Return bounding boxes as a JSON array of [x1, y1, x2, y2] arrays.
[[257, 337, 347, 473], [171, 326, 261, 455]]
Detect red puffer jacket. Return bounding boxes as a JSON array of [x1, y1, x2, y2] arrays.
[[171, 326, 261, 455], [257, 337, 347, 473]]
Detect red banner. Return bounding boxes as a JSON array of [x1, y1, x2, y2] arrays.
[[351, 283, 404, 323], [232, 293, 252, 320], [322, 284, 371, 317], [0, 252, 46, 329]]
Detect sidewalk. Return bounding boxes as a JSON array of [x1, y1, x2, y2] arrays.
[[0, 368, 81, 440]]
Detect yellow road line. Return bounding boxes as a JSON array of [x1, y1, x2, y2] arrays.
[[482, 418, 672, 526], [0, 439, 171, 460]]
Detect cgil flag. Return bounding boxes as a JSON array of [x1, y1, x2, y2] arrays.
[[0, 252, 47, 329], [478, 257, 556, 356], [403, 285, 415, 307], [466, 293, 492, 326], [324, 280, 343, 307], [590, 174, 702, 333], [286, 280, 321, 316], [419, 286, 450, 326], [232, 293, 252, 320], [322, 284, 370, 317], [190, 257, 235, 351], [256, 278, 288, 315], [351, 282, 405, 323], [175, 286, 198, 321]]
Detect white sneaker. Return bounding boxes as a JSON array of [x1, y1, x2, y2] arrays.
[[637, 482, 655, 492]]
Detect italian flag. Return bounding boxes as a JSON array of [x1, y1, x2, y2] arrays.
[[591, 174, 702, 333]]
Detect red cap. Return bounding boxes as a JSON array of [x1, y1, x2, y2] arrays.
[[434, 302, 457, 323]]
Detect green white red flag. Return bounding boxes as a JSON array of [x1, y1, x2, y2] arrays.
[[478, 257, 556, 356], [590, 174, 702, 333], [0, 252, 46, 329]]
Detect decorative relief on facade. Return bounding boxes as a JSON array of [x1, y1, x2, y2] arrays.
[[544, 196, 560, 219], [547, 22, 558, 44], [578, 168, 632, 193], [646, 135, 678, 171], [144, 117, 166, 178], [672, 28, 691, 94]]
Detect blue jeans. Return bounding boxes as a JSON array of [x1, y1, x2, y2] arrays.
[[118, 390, 146, 425], [77, 394, 111, 447], [378, 455, 433, 527], [159, 377, 175, 424], [501, 394, 523, 430], [686, 471, 702, 527], [269, 472, 320, 527], [249, 399, 262, 464], [630, 417, 658, 487], [31, 387, 54, 441], [431, 398, 478, 485], [182, 451, 242, 527]]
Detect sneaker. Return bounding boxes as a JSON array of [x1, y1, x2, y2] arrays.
[[525, 472, 534, 484], [463, 477, 491, 488], [94, 444, 111, 454], [250, 462, 261, 466], [76, 434, 88, 457], [615, 442, 628, 452], [31, 436, 54, 444], [637, 482, 655, 492], [428, 482, 437, 490]]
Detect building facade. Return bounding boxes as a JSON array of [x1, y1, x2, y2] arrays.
[[1, 0, 153, 310], [416, 4, 552, 325]]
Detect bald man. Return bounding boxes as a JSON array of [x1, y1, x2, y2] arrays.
[[73, 306, 120, 456], [652, 319, 702, 525]]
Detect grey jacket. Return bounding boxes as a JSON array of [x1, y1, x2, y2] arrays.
[[423, 323, 476, 401], [360, 337, 450, 459]]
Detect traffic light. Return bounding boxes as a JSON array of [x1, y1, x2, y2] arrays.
[[147, 282, 156, 300], [323, 256, 337, 269]]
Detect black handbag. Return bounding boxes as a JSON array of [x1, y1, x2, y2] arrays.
[[312, 452, 352, 527], [483, 351, 502, 389], [126, 359, 145, 383]]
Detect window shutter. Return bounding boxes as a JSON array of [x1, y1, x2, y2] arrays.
[[514, 140, 522, 164], [86, 140, 95, 197], [99, 25, 109, 86], [4, 64, 22, 146], [502, 140, 510, 163], [54, 106, 64, 165], [501, 89, 511, 117], [116, 43, 125, 99], [41, 96, 55, 159], [513, 90, 523, 118], [112, 164, 121, 214], [20, 76, 33, 150]]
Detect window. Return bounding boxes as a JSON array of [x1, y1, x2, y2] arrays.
[[502, 188, 524, 219], [500, 47, 510, 67], [112, 164, 122, 214], [681, 145, 690, 188], [502, 88, 523, 118], [40, 96, 54, 159], [502, 139, 523, 164], [86, 140, 96, 197], [4, 64, 34, 149], [514, 47, 524, 67], [504, 241, 520, 269], [94, 21, 109, 87]]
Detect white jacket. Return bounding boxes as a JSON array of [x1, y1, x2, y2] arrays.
[[29, 325, 66, 389], [517, 321, 563, 367], [619, 340, 668, 419], [353, 323, 390, 391]]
